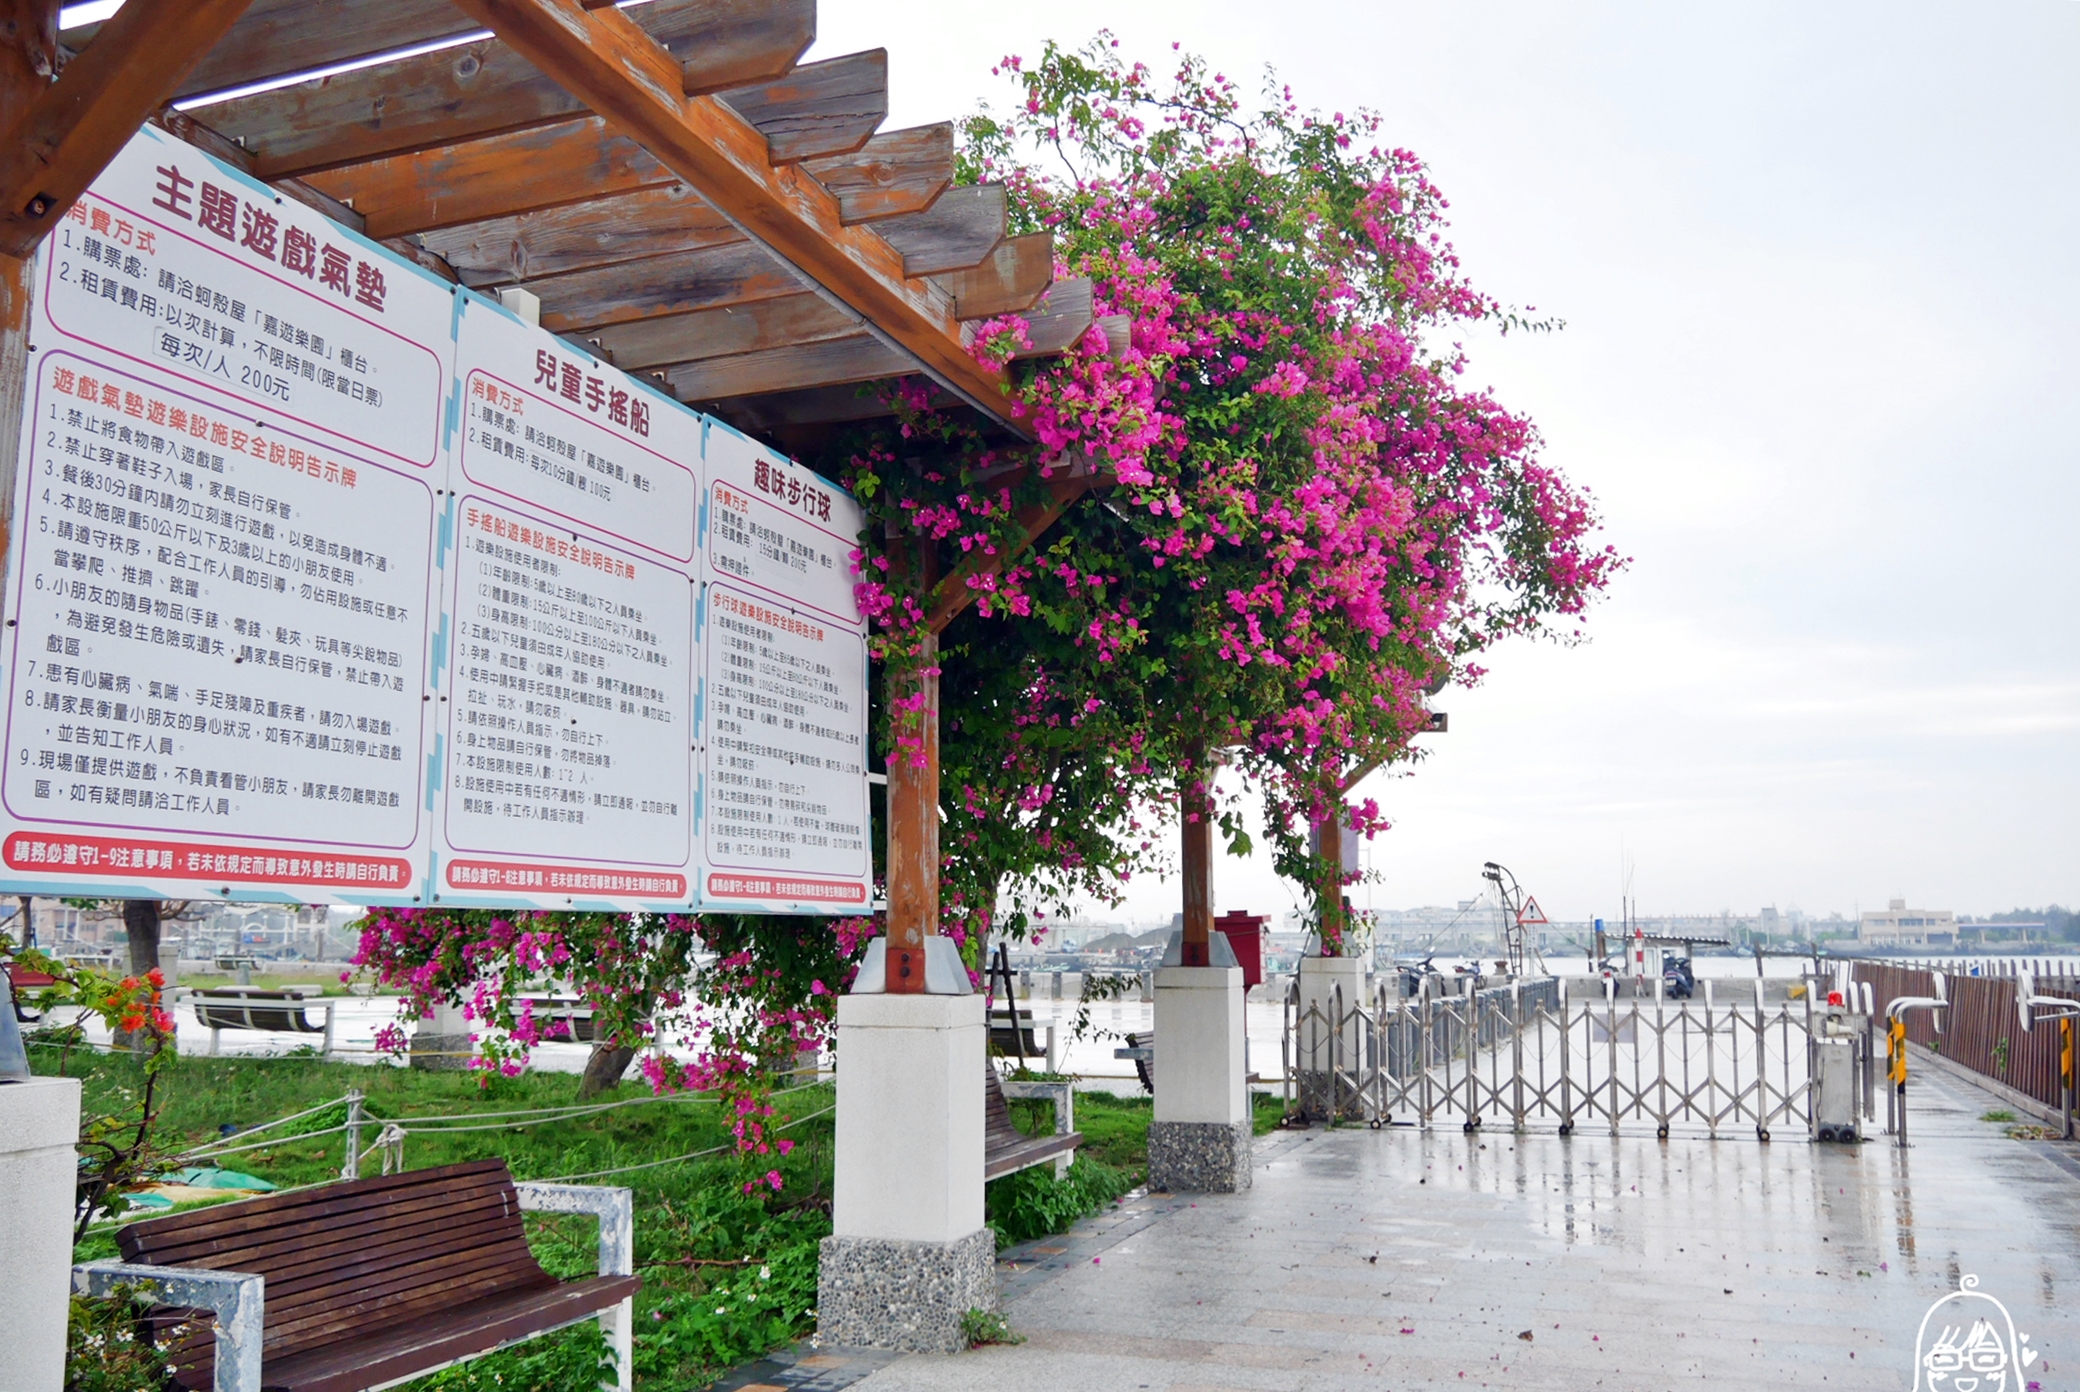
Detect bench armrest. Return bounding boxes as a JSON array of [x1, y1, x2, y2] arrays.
[[73, 1260, 263, 1392], [515, 1182, 634, 1278], [999, 1078, 1075, 1137]]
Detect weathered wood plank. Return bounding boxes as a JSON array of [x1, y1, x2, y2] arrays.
[[63, 0, 483, 104], [716, 49, 886, 165], [530, 239, 804, 333], [877, 183, 1007, 275], [202, 0, 814, 180], [664, 331, 909, 401], [588, 291, 856, 370], [801, 122, 951, 224], [452, 0, 1011, 428], [304, 115, 676, 239], [411, 183, 735, 287], [935, 231, 1054, 320], [0, 0, 255, 256], [303, 51, 911, 240], [1007, 276, 1094, 356]]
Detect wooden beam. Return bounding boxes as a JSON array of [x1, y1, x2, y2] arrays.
[[716, 48, 886, 165], [589, 291, 855, 370], [934, 231, 1053, 320], [415, 182, 735, 287], [304, 115, 675, 238], [452, 0, 1015, 430], [924, 464, 1106, 634], [530, 238, 803, 333], [63, 0, 481, 104], [664, 332, 908, 402], [877, 183, 1007, 276], [201, 0, 815, 180], [0, 0, 255, 255], [801, 122, 950, 224]]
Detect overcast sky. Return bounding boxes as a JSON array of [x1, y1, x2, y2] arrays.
[[818, 0, 2080, 924]]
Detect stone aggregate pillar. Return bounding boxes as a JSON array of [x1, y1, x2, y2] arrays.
[[1148, 964, 1251, 1192], [818, 992, 994, 1352]]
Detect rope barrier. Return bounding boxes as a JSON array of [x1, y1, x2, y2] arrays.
[[535, 1103, 836, 1184]]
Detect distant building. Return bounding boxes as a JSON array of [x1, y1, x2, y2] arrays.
[[1859, 899, 1956, 947]]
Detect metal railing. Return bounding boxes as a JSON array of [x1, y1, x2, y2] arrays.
[[1284, 974, 1874, 1141]]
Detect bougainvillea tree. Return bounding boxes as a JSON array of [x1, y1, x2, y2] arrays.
[[843, 36, 1620, 954], [352, 34, 1617, 1124]]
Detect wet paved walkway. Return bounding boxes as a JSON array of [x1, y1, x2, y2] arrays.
[[830, 1065, 2080, 1392]]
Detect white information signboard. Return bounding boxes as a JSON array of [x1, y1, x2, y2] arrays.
[[0, 125, 450, 903], [695, 431, 871, 912], [0, 125, 875, 915], [432, 297, 698, 910]]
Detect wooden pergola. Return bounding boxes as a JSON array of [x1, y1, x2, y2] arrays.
[[0, 0, 1121, 980]]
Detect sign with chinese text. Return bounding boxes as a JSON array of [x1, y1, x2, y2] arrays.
[[0, 124, 449, 903], [695, 433, 871, 912], [432, 297, 699, 911], [0, 126, 874, 916]]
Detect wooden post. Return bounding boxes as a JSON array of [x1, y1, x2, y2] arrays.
[[0, 1, 55, 626], [1314, 786, 1347, 956], [884, 532, 939, 992], [1179, 748, 1212, 967]]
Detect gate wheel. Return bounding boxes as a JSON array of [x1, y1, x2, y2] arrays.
[[1656, 1124, 1670, 1141], [1757, 1127, 1772, 1143], [1558, 1122, 1574, 1137], [1368, 1118, 1381, 1130]]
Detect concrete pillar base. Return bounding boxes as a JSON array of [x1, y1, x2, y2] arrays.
[[1151, 965, 1249, 1191], [823, 991, 990, 1351], [0, 1076, 83, 1390], [816, 1227, 996, 1352], [1148, 1118, 1252, 1193]]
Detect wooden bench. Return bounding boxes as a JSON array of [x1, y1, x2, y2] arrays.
[[985, 1058, 1082, 1180], [189, 986, 336, 1056], [73, 1159, 639, 1392]]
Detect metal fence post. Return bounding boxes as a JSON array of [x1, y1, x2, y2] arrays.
[[342, 1089, 364, 1180]]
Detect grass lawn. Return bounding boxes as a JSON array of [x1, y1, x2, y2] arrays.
[[42, 1041, 1164, 1390]]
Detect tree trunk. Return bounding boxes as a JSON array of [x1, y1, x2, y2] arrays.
[[122, 899, 162, 977], [577, 1040, 637, 1098]]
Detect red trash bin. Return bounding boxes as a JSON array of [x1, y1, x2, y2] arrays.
[[1214, 910, 1266, 990]]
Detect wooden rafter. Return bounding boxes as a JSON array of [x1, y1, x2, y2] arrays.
[[300, 56, 919, 241], [450, 0, 1019, 431], [0, 0, 256, 256], [197, 0, 820, 180], [588, 291, 856, 370], [415, 183, 737, 287], [877, 183, 1008, 275], [800, 122, 951, 224], [935, 231, 1053, 319]]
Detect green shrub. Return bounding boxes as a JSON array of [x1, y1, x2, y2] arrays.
[[66, 1284, 181, 1392], [986, 1155, 1136, 1248], [633, 1235, 821, 1382]]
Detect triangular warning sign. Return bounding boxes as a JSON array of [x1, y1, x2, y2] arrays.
[[1515, 895, 1549, 926]]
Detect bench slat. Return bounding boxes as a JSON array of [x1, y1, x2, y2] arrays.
[[121, 1160, 512, 1254], [127, 1180, 524, 1270], [983, 1055, 1083, 1179], [257, 1275, 641, 1392]]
